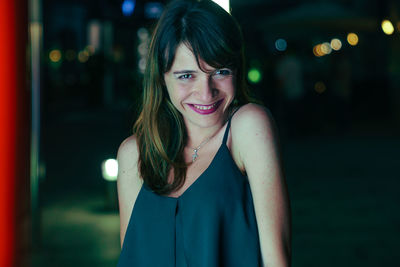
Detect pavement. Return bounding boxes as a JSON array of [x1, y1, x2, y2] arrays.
[[31, 109, 400, 267]]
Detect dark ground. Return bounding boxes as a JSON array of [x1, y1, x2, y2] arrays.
[[31, 108, 400, 267]]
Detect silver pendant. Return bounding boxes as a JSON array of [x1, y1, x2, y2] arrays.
[[192, 149, 199, 162]]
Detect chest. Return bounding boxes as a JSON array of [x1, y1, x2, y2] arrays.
[[163, 147, 248, 205], [166, 140, 221, 198]]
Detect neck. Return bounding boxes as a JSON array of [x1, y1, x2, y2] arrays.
[[184, 117, 228, 149], [184, 108, 232, 148], [185, 124, 221, 148]]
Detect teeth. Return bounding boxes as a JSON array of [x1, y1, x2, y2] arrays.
[[193, 102, 217, 110]]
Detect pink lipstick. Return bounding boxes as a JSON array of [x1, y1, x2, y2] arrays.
[[188, 99, 223, 115]]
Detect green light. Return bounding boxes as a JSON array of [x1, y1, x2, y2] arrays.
[[248, 68, 262, 83]]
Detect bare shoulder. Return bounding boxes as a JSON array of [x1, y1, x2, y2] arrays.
[[231, 103, 276, 142], [229, 103, 279, 172], [117, 134, 142, 247], [117, 135, 139, 165], [117, 134, 142, 197], [117, 135, 142, 191]]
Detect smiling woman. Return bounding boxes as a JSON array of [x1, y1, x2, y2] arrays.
[[133, 0, 249, 196], [117, 0, 291, 266]]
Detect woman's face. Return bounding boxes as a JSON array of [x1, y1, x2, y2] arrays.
[[164, 43, 235, 130]]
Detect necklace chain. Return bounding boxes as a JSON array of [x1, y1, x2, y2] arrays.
[[191, 136, 211, 162]]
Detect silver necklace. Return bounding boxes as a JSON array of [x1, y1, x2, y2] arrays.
[[191, 137, 211, 162]]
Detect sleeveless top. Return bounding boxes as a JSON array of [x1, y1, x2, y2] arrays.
[[118, 114, 262, 267]]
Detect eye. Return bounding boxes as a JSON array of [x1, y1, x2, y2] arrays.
[[213, 69, 233, 79], [177, 73, 193, 80]]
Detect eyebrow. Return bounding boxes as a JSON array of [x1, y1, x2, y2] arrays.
[[172, 70, 198, 75]]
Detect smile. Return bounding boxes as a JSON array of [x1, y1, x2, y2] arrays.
[[193, 103, 217, 110], [188, 99, 223, 115]]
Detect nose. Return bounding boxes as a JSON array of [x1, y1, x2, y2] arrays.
[[195, 75, 217, 103]]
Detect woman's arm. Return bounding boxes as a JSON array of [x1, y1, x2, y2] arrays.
[[116, 135, 143, 248], [232, 104, 291, 267]]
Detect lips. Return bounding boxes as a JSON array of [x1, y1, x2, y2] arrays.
[[187, 99, 224, 115]]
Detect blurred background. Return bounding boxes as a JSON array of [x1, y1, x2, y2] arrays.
[[2, 0, 400, 266]]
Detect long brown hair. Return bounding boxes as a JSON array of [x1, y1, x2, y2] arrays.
[[134, 0, 250, 195]]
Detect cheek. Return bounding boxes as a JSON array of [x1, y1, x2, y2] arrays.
[[217, 79, 235, 96], [165, 83, 189, 108]]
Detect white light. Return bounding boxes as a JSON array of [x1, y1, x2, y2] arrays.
[[138, 43, 148, 56], [102, 159, 118, 182], [138, 58, 146, 73], [330, 38, 342, 51], [212, 0, 230, 13], [88, 20, 101, 52], [321, 42, 332, 55], [137, 27, 149, 41]]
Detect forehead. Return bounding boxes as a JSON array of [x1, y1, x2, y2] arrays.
[[169, 43, 214, 72]]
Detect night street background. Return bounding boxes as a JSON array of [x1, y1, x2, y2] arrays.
[[25, 0, 400, 266]]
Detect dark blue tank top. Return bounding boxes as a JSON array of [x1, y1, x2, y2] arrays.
[[118, 115, 262, 266]]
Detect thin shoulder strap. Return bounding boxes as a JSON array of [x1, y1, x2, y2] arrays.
[[222, 108, 240, 145]]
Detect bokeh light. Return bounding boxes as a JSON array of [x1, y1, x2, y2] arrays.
[[88, 21, 101, 52], [122, 0, 136, 16], [381, 20, 394, 35], [138, 43, 148, 56], [101, 159, 118, 182], [144, 2, 163, 19], [85, 45, 95, 55], [78, 50, 89, 63], [137, 27, 150, 74], [137, 27, 149, 41], [314, 81, 326, 94], [347, 33, 359, 46], [275, 38, 287, 52], [321, 42, 332, 55], [138, 58, 146, 73], [313, 44, 323, 57], [248, 68, 262, 83], [330, 38, 342, 51], [49, 49, 62, 63]]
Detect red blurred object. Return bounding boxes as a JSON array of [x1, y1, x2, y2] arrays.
[[0, 1, 30, 266]]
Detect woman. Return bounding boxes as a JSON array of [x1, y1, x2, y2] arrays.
[[117, 0, 291, 266]]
